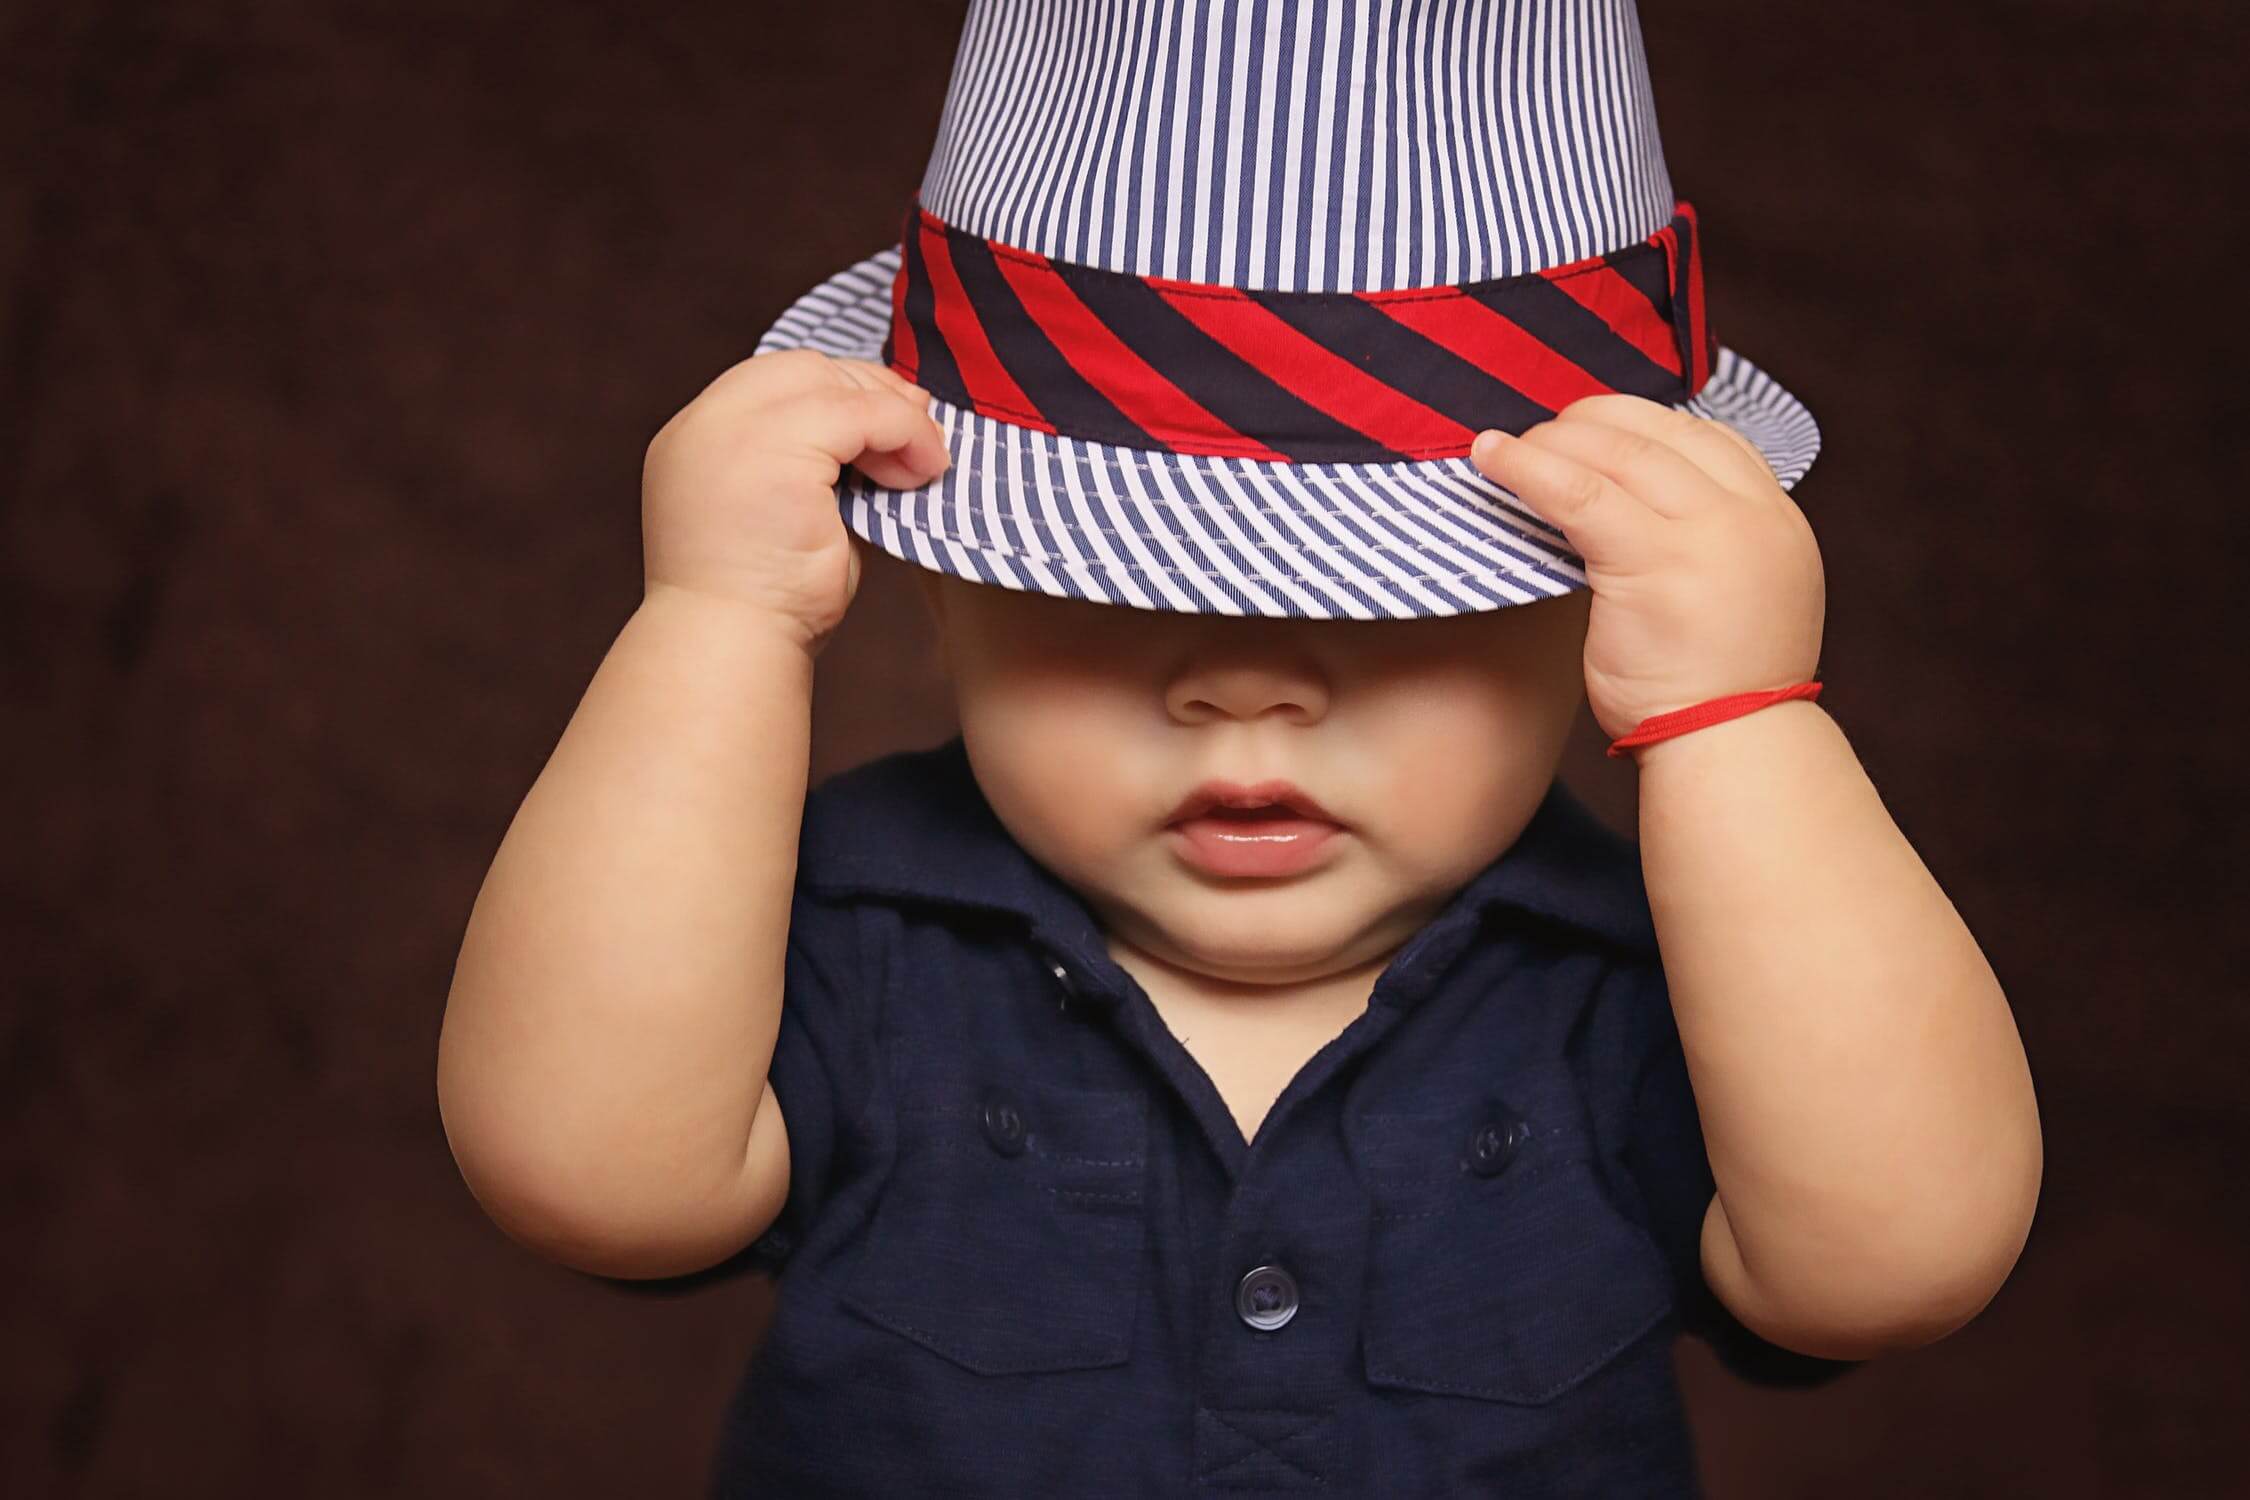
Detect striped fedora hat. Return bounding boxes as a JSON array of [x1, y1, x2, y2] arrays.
[[755, 0, 1820, 621]]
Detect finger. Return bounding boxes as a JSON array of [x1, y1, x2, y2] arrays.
[[1701, 417, 1781, 488], [851, 445, 948, 490], [840, 357, 934, 406], [854, 388, 955, 488], [1469, 428, 1649, 571], [780, 384, 952, 482], [833, 362, 947, 463], [1549, 392, 1776, 496], [1513, 414, 1730, 521]]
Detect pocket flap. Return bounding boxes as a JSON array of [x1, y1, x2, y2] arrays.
[[1355, 1101, 1675, 1404], [839, 1077, 1150, 1375]]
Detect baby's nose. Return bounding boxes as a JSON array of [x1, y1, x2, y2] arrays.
[[1164, 656, 1331, 725]]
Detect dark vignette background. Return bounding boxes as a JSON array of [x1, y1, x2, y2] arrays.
[[4, 1, 2243, 1494]]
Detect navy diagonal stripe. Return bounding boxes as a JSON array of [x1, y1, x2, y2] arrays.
[[1482, 278, 1685, 400], [942, 230, 1161, 450], [899, 221, 963, 397], [1248, 292, 1553, 434], [1599, 238, 1671, 319], [1051, 263, 1398, 463]]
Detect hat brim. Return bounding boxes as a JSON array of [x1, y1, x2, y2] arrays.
[[757, 246, 1821, 620]]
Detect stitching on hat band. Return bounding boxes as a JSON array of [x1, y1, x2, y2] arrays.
[[879, 193, 1719, 465]]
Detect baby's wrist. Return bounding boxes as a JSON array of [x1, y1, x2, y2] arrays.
[[640, 579, 823, 657]]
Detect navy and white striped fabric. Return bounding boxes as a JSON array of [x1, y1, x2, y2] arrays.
[[756, 0, 1821, 620]]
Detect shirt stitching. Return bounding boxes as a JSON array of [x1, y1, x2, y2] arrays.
[[1196, 1406, 1329, 1486]]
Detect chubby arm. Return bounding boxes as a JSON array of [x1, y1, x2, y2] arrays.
[[436, 350, 946, 1281], [1469, 392, 2042, 1363], [436, 586, 810, 1279], [1637, 698, 2042, 1360]]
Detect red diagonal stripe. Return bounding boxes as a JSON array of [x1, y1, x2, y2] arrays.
[[886, 200, 918, 378], [1542, 261, 1682, 377], [1678, 203, 1712, 389], [989, 249, 1287, 463], [1364, 287, 1612, 412], [1156, 287, 1469, 455], [919, 218, 1044, 428]]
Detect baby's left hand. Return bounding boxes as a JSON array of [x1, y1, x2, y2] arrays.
[[1469, 394, 1826, 747]]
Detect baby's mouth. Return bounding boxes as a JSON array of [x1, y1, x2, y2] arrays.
[[1165, 778, 1345, 829], [1167, 804, 1346, 879]]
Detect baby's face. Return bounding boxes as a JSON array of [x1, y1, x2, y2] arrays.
[[915, 571, 1592, 990]]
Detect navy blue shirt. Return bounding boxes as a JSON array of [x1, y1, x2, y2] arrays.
[[601, 735, 1862, 1495]]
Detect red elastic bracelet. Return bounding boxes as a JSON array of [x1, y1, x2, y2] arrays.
[[1606, 680, 1824, 759]]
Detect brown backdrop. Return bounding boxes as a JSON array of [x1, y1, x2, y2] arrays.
[[5, 0, 2243, 1494]]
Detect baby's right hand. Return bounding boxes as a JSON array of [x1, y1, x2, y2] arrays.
[[640, 349, 950, 653]]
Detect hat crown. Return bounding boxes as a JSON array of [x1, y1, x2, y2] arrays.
[[917, 0, 1678, 294]]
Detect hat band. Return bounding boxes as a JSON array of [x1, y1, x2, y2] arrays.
[[880, 195, 1716, 466]]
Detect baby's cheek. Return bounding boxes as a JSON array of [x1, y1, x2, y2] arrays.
[[1356, 718, 1560, 885], [966, 711, 1139, 855]]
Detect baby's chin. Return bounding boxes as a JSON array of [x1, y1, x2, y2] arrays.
[[1109, 888, 1408, 989]]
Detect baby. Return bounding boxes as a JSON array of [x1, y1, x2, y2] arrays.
[[437, 2, 2041, 1493]]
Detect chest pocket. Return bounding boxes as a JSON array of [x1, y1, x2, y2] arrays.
[[1353, 1095, 1676, 1404], [838, 1069, 1150, 1375]]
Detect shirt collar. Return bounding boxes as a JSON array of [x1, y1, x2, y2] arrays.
[[798, 734, 1657, 973]]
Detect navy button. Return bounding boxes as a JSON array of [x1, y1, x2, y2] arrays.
[[1235, 1264, 1299, 1331], [980, 1089, 1027, 1156], [1465, 1116, 1530, 1176], [1048, 959, 1076, 1014]]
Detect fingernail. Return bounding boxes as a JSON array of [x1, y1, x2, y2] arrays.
[[1471, 429, 1506, 460]]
